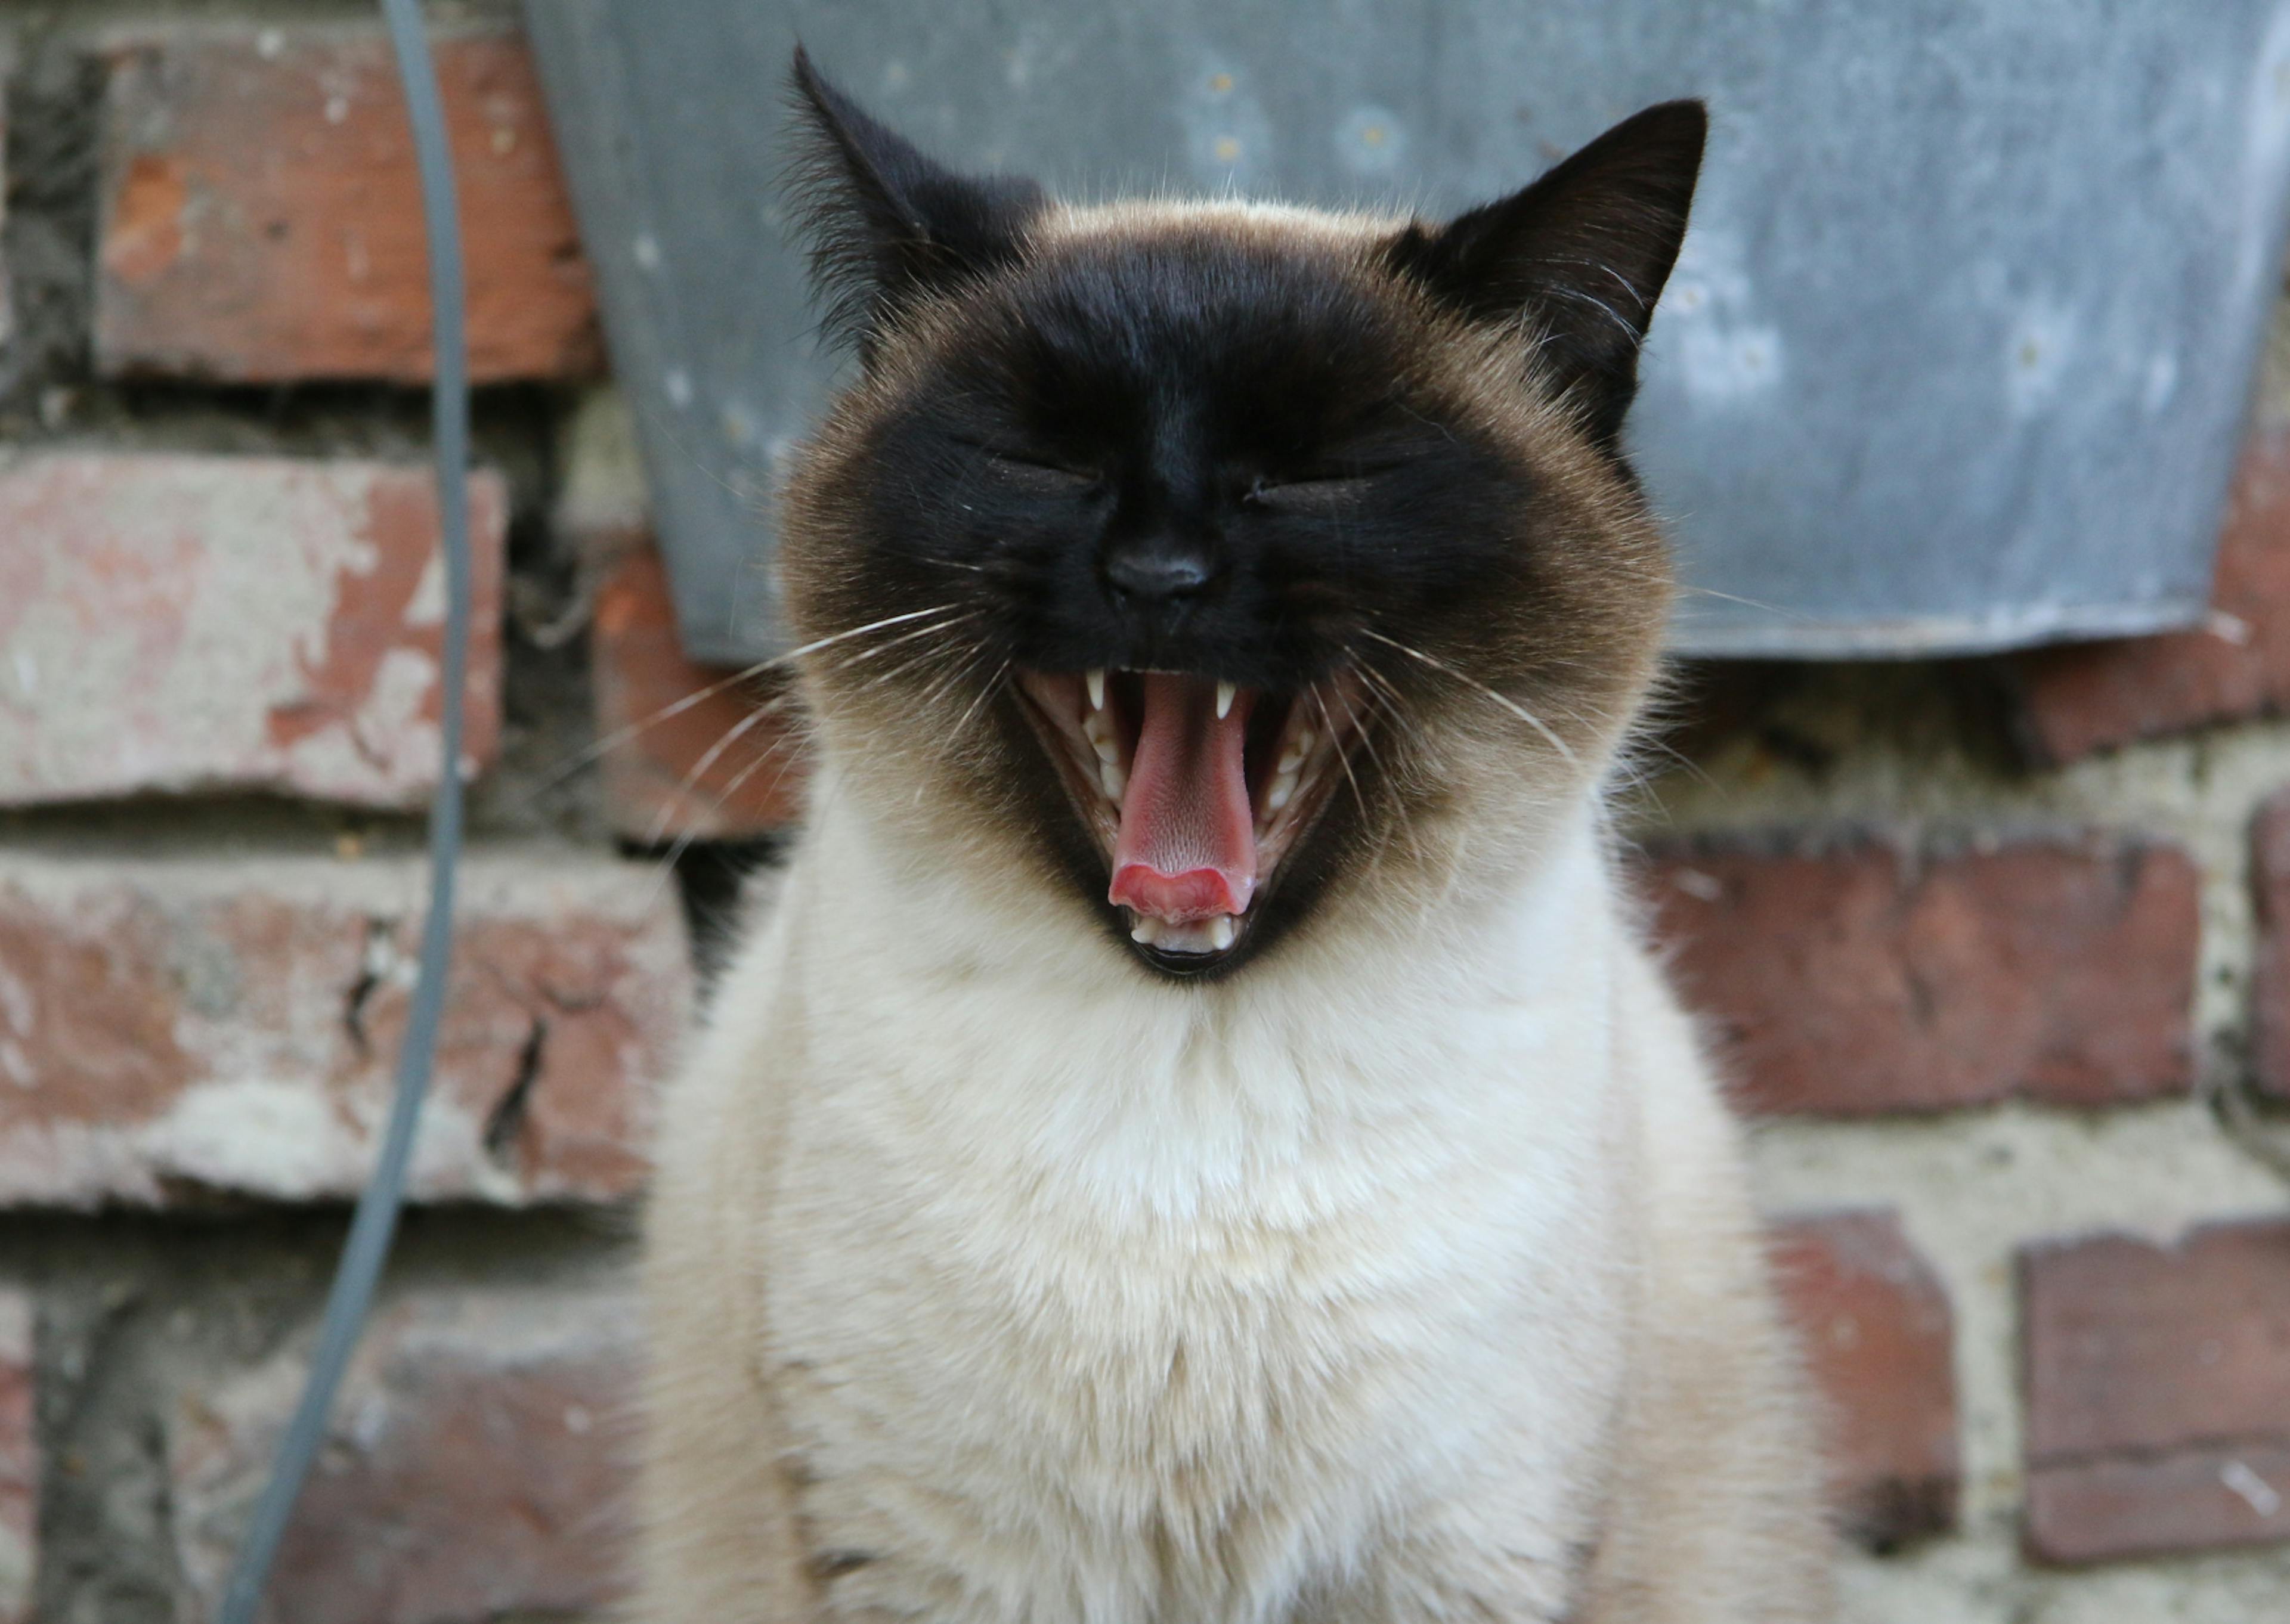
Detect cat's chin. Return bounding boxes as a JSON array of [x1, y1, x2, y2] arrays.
[[1013, 665, 1369, 975]]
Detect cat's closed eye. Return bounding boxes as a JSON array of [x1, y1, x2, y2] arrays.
[[1243, 472, 1378, 510], [975, 445, 1101, 492]]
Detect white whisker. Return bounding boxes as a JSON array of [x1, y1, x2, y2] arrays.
[[1340, 672, 1434, 879], [638, 730, 809, 912], [1357, 630, 1579, 766], [523, 603, 962, 802], [1674, 582, 1816, 622], [812, 609, 980, 675], [947, 656, 1013, 747], [639, 695, 793, 850], [1311, 685, 1376, 847]]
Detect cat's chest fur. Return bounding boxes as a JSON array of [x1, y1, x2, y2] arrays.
[[733, 810, 1636, 1616]]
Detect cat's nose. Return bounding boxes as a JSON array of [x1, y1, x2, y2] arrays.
[[1102, 542, 1217, 603]]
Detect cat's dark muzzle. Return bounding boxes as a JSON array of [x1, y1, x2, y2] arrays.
[[1012, 664, 1367, 975]]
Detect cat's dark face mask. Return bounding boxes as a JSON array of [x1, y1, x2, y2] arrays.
[[777, 50, 1704, 979]]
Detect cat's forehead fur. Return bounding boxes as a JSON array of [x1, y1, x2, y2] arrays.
[[841, 197, 1630, 544]]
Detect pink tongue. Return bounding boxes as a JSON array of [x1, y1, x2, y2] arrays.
[[1109, 674, 1257, 922]]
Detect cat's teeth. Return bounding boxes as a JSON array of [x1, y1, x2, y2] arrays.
[[1277, 729, 1313, 774], [1083, 708, 1119, 763], [1266, 768, 1299, 813], [1215, 680, 1236, 720], [1100, 760, 1127, 801], [1085, 668, 1106, 711], [1129, 913, 1238, 953]]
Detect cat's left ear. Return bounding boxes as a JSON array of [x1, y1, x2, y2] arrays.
[[1381, 100, 1706, 447], [787, 46, 1047, 355]]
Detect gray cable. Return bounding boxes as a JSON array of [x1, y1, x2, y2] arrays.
[[216, 0, 469, 1616]]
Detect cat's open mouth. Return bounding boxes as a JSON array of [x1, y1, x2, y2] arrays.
[[1014, 667, 1367, 969]]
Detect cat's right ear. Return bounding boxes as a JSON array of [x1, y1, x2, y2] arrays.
[[787, 47, 1047, 357]]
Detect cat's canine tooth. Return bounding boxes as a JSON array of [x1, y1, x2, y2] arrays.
[[1129, 918, 1159, 946], [1100, 761, 1127, 800], [1207, 914, 1237, 951], [1215, 680, 1236, 720], [1085, 668, 1107, 711], [1084, 708, 1119, 763], [1267, 768, 1298, 813]]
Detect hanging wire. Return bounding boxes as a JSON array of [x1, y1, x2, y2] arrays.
[[215, 0, 471, 1614]]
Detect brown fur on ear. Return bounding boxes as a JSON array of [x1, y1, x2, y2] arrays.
[[785, 46, 1050, 358], [1382, 100, 1707, 447]]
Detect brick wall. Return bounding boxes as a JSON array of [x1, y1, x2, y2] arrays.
[[1, 8, 2286, 1620], [1645, 384, 2290, 1616]]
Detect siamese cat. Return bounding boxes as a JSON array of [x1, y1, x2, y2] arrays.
[[638, 49, 1835, 1623]]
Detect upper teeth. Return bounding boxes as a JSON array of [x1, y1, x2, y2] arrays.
[[1215, 680, 1236, 720], [1086, 668, 1106, 711], [1084, 707, 1119, 763]]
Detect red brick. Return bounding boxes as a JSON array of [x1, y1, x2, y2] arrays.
[[2022, 1219, 2290, 1564], [591, 540, 806, 842], [94, 27, 599, 383], [0, 1293, 32, 1624], [1643, 838, 2198, 1114], [2245, 788, 2290, 1100], [1770, 1210, 1960, 1547], [2007, 427, 2290, 764], [0, 452, 504, 808], [171, 1285, 633, 1624], [2026, 1445, 2290, 1567], [0, 852, 689, 1207]]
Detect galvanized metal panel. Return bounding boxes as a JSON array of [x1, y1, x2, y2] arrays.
[[526, 0, 2290, 662]]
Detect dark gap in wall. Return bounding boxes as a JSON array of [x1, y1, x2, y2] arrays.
[[1654, 656, 2029, 786], [0, 23, 101, 421], [341, 918, 392, 1059], [484, 1016, 548, 1166]]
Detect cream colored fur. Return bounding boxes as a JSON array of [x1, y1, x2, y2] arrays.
[[637, 758, 1836, 1620]]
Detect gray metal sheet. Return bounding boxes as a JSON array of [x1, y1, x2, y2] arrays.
[[525, 0, 2290, 662]]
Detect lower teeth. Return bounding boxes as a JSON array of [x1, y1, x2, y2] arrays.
[[1131, 913, 1239, 953]]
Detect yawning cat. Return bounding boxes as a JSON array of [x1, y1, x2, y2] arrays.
[[636, 49, 1836, 1622]]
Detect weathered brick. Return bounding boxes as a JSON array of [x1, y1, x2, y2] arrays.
[[0, 1293, 32, 1624], [172, 1284, 633, 1624], [2022, 1219, 2290, 1564], [1644, 838, 2199, 1114], [0, 851, 688, 1207], [0, 451, 504, 808], [2245, 788, 2290, 1100], [1770, 1210, 1960, 1547], [591, 540, 804, 842], [553, 386, 650, 554], [95, 27, 599, 383], [2007, 427, 2290, 764]]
